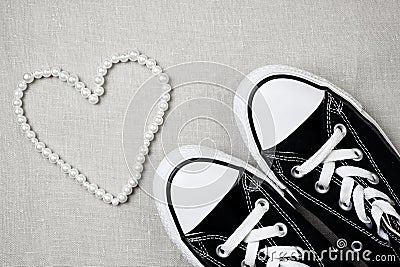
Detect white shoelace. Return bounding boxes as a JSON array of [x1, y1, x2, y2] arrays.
[[216, 199, 308, 267], [291, 123, 400, 240]]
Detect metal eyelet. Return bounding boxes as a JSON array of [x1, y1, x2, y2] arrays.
[[291, 165, 303, 178], [368, 173, 379, 185], [275, 223, 287, 237], [255, 198, 269, 211], [352, 148, 363, 161], [216, 245, 229, 258], [351, 241, 363, 252], [241, 260, 251, 267], [315, 182, 330, 194], [257, 249, 267, 261], [339, 200, 353, 211], [363, 216, 373, 229], [334, 123, 347, 136]]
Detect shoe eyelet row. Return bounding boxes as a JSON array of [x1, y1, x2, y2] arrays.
[[255, 198, 269, 211], [291, 165, 303, 178], [334, 123, 347, 136], [275, 222, 288, 237], [338, 200, 353, 211], [352, 148, 363, 161], [216, 245, 229, 258], [315, 182, 330, 194], [368, 173, 380, 185]]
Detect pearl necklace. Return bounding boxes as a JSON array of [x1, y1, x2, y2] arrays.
[[13, 49, 172, 206]]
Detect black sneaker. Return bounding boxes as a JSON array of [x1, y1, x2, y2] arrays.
[[234, 65, 400, 263], [154, 145, 353, 267]]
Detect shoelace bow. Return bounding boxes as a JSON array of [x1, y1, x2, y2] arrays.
[[216, 199, 308, 267], [291, 123, 400, 240]]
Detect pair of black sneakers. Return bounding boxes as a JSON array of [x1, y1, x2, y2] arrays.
[[153, 66, 400, 267]]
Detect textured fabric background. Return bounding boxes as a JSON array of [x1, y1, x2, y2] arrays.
[[1, 0, 400, 266]]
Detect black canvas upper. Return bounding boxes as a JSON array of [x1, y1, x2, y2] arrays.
[[167, 158, 356, 267], [247, 75, 400, 265]]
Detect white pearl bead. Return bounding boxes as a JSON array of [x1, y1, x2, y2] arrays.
[[103, 59, 112, 69], [26, 130, 35, 140], [139, 145, 149, 155], [103, 193, 113, 203], [14, 89, 23, 99], [18, 81, 27, 90], [14, 106, 23, 115], [128, 177, 138, 187], [149, 123, 158, 133], [157, 110, 164, 116], [59, 71, 69, 81], [94, 75, 104, 86], [158, 73, 169, 84], [161, 84, 171, 93], [111, 198, 119, 206], [144, 132, 154, 141], [75, 82, 85, 91], [128, 49, 140, 61], [41, 147, 51, 158], [82, 181, 90, 189], [95, 188, 105, 199], [94, 87, 104, 96], [123, 185, 133, 195], [56, 159, 64, 166], [134, 163, 143, 172], [42, 67, 52, 78], [137, 54, 147, 65], [117, 193, 128, 203], [136, 153, 145, 163], [120, 53, 129, 62], [30, 137, 38, 144], [23, 73, 34, 83], [133, 171, 142, 180], [61, 163, 72, 173], [81, 88, 91, 98], [97, 66, 107, 76], [69, 168, 79, 178], [35, 142, 45, 152], [143, 139, 150, 147], [49, 153, 59, 163], [67, 74, 78, 86], [88, 94, 99, 105], [162, 93, 171, 101], [21, 123, 30, 132], [16, 115, 27, 124], [76, 174, 86, 184], [152, 66, 162, 75], [33, 70, 43, 79], [158, 101, 168, 111], [13, 99, 22, 107], [111, 54, 120, 63], [154, 115, 163, 125], [88, 183, 98, 194], [146, 59, 156, 69], [51, 67, 61, 77]]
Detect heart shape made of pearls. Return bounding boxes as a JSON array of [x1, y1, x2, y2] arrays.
[[12, 49, 172, 206]]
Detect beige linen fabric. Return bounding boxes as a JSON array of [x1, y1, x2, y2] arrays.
[[1, 0, 400, 266]]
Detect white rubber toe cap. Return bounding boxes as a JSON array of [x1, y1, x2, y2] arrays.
[[236, 66, 325, 150]]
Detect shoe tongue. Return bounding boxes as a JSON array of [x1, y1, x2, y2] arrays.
[[265, 97, 329, 158]]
